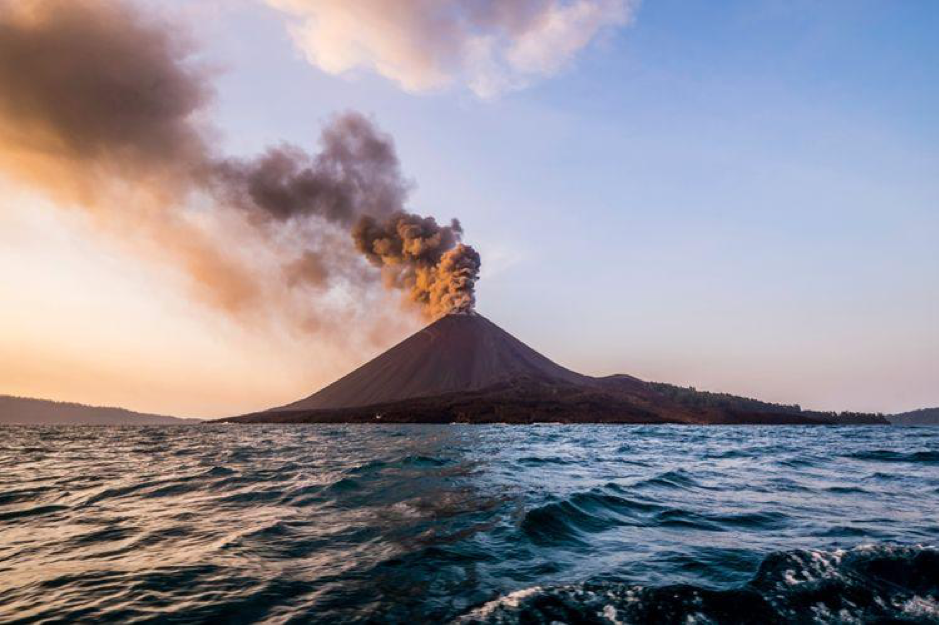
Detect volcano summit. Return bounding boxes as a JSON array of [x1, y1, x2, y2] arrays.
[[277, 312, 591, 411], [225, 313, 885, 425]]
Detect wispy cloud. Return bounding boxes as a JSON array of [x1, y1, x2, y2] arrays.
[[266, 0, 636, 98]]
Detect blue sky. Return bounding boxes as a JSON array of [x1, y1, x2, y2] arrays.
[[2, 0, 936, 415], [201, 0, 939, 413]]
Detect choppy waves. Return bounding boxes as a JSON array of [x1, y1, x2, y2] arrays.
[[461, 544, 939, 623], [518, 481, 796, 548], [0, 424, 937, 623]]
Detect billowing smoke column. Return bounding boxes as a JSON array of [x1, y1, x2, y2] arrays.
[[0, 0, 480, 325], [210, 117, 482, 319], [353, 213, 481, 317]]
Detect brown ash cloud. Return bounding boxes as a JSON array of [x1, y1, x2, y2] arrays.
[[353, 213, 481, 318], [0, 0, 480, 330]]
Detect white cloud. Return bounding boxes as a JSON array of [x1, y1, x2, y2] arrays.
[[266, 0, 635, 97]]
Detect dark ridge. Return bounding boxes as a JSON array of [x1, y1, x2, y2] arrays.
[[887, 407, 939, 425], [648, 382, 888, 425], [0, 395, 194, 426], [227, 313, 889, 425], [221, 377, 831, 425], [225, 377, 674, 424]]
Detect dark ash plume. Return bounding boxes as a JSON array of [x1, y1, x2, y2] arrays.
[[210, 112, 408, 226], [0, 0, 481, 328], [353, 213, 481, 317], [0, 0, 209, 189]]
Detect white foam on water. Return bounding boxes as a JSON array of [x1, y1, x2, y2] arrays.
[[897, 596, 939, 618], [781, 548, 847, 587], [460, 586, 544, 620], [600, 603, 622, 624]]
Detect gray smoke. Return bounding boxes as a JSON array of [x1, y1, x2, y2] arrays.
[[0, 0, 481, 326], [211, 113, 408, 226]]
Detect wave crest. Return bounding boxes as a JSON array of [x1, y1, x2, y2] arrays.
[[459, 544, 939, 624]]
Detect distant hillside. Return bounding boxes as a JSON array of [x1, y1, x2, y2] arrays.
[[0, 395, 194, 425], [646, 383, 889, 425], [887, 408, 939, 425]]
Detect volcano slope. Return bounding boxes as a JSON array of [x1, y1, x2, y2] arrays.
[[223, 313, 886, 425]]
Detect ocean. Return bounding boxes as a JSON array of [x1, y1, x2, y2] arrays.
[[1, 425, 937, 623]]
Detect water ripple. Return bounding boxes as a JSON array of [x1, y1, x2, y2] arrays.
[[0, 424, 936, 623]]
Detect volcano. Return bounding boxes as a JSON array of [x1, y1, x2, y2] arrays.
[[278, 312, 593, 411], [226, 313, 887, 425]]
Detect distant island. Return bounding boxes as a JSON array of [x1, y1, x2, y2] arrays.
[[220, 313, 890, 426], [886, 408, 939, 426], [0, 395, 194, 426], [6, 318, 927, 428]]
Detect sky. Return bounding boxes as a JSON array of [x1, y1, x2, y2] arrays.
[[1, 0, 936, 418]]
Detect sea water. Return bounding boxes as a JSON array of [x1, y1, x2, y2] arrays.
[[1, 425, 937, 623]]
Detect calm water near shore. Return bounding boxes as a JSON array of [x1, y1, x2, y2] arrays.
[[1, 425, 938, 623]]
